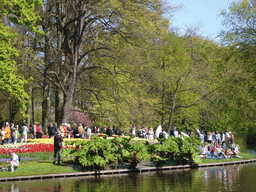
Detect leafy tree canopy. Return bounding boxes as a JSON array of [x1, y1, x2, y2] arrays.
[[0, 0, 42, 116]]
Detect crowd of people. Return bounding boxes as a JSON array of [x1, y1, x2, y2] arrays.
[[129, 125, 241, 160], [0, 120, 43, 145], [0, 120, 243, 172]]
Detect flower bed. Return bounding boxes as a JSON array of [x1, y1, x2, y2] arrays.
[[0, 143, 75, 161], [27, 138, 89, 143], [27, 136, 159, 144]]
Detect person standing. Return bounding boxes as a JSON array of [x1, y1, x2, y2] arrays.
[[200, 130, 205, 143], [10, 123, 17, 144], [48, 122, 54, 138], [73, 123, 79, 138], [225, 130, 230, 149], [67, 124, 72, 139], [6, 151, 19, 172], [148, 128, 154, 140], [211, 131, 216, 144], [138, 126, 146, 138], [220, 131, 226, 149], [20, 123, 29, 143], [53, 131, 63, 164], [52, 122, 58, 137], [36, 123, 42, 138], [32, 122, 37, 139], [0, 127, 6, 145], [59, 123, 65, 137], [86, 127, 92, 140], [78, 124, 84, 138], [207, 132, 212, 144], [107, 126, 113, 137], [129, 125, 136, 137], [4, 124, 11, 144], [215, 131, 221, 144], [170, 126, 176, 137]]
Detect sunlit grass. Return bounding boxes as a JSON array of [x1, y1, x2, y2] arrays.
[[0, 161, 80, 178], [200, 151, 256, 164]]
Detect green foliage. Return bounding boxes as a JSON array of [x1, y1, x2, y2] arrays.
[[63, 136, 202, 170], [220, 0, 256, 46], [0, 0, 43, 117]]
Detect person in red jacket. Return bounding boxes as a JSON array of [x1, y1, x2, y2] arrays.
[[36, 123, 42, 138]]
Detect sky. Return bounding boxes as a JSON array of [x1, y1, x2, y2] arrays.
[[168, 0, 237, 42]]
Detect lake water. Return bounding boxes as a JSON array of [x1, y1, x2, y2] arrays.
[[1, 162, 256, 192]]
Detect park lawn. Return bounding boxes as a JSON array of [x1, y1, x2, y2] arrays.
[[200, 152, 256, 164], [0, 161, 80, 178]]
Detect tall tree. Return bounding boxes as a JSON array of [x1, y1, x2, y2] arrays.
[[38, 0, 171, 125], [0, 0, 42, 118], [219, 0, 256, 133]]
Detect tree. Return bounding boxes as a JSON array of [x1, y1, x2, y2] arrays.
[[37, 0, 171, 126], [0, 0, 42, 118], [220, 0, 256, 47], [219, 0, 256, 133]]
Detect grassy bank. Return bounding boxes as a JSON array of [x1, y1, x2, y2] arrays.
[[0, 161, 80, 178], [200, 152, 256, 164]]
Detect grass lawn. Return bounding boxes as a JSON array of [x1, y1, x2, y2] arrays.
[[200, 152, 256, 164], [0, 160, 80, 178]]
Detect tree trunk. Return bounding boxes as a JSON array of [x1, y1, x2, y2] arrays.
[[168, 96, 176, 133], [32, 88, 35, 123], [26, 86, 32, 126], [55, 88, 64, 126], [55, 88, 74, 125], [42, 29, 51, 134], [42, 79, 51, 134], [161, 60, 165, 126]]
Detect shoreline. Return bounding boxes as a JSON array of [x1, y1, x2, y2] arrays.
[[1, 158, 256, 182]]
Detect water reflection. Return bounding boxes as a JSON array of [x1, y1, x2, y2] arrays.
[[1, 163, 256, 192]]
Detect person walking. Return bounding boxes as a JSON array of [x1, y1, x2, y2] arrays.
[[53, 131, 63, 164]]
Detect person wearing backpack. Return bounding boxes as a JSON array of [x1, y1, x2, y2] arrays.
[[6, 151, 19, 172]]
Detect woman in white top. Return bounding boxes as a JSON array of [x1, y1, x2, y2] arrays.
[[148, 128, 154, 140], [87, 127, 92, 141]]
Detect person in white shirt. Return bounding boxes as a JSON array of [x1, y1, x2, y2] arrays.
[[148, 128, 154, 140], [87, 127, 92, 141], [174, 129, 179, 138], [21, 123, 29, 143], [0, 126, 6, 145], [6, 151, 19, 172]]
